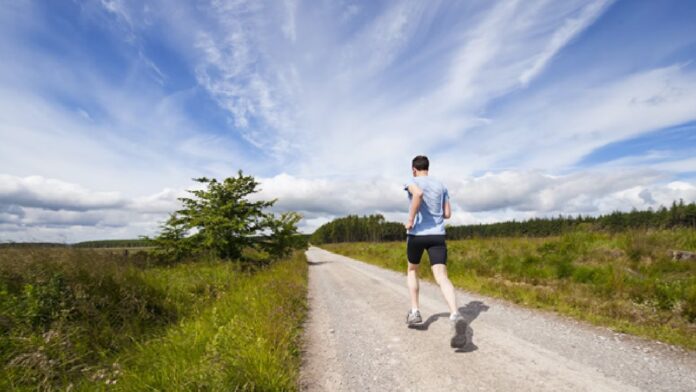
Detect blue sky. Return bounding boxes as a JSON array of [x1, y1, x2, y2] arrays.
[[1, 0, 696, 242]]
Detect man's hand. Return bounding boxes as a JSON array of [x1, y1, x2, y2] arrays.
[[405, 220, 414, 230]]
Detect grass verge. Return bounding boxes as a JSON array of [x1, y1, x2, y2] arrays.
[[321, 229, 696, 350], [88, 252, 308, 391], [1, 247, 308, 391]]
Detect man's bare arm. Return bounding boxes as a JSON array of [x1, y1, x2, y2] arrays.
[[443, 199, 451, 219], [405, 184, 423, 229]]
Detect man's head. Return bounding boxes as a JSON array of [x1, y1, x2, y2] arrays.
[[411, 155, 429, 176]]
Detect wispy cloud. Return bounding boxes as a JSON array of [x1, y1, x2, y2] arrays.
[[1, 0, 696, 241], [519, 0, 613, 85]]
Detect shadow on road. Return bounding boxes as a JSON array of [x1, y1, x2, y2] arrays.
[[409, 300, 490, 353], [454, 300, 490, 353], [408, 312, 449, 330], [307, 260, 331, 266]]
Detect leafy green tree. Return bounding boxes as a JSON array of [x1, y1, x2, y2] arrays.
[[151, 171, 303, 261], [310, 214, 406, 244], [259, 212, 304, 258]]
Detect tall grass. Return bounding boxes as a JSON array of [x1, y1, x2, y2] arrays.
[[90, 252, 308, 391], [0, 247, 308, 391], [323, 229, 696, 349]]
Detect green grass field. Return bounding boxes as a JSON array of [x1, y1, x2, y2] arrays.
[[0, 247, 308, 391], [322, 229, 696, 350]]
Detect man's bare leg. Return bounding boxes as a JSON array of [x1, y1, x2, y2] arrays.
[[431, 264, 457, 315], [407, 262, 420, 310]]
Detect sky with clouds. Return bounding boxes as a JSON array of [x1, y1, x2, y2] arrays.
[[1, 0, 696, 242]]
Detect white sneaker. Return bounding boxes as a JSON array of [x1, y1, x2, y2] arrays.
[[406, 309, 422, 325]]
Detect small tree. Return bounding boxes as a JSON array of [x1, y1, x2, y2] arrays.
[[151, 171, 302, 261], [259, 212, 304, 258]]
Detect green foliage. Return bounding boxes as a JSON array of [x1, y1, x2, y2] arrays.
[[150, 171, 304, 262], [0, 248, 177, 391], [322, 229, 696, 349], [259, 212, 306, 259], [447, 199, 696, 238], [0, 247, 308, 391], [103, 252, 308, 391], [310, 214, 405, 244], [311, 200, 696, 244]]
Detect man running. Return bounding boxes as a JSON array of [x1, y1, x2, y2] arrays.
[[403, 156, 464, 341]]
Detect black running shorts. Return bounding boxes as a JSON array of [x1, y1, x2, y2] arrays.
[[406, 234, 447, 265]]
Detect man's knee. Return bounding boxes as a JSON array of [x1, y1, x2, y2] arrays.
[[432, 266, 448, 284], [407, 262, 419, 272]]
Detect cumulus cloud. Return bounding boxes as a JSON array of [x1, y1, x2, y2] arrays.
[[256, 173, 405, 216], [2, 167, 696, 242], [1, 1, 695, 241], [0, 175, 125, 211], [255, 169, 695, 233], [0, 175, 176, 242], [128, 188, 186, 214], [450, 169, 669, 213]]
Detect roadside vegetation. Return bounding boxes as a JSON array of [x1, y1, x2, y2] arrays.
[[88, 252, 307, 391], [323, 229, 696, 349], [1, 172, 308, 391], [311, 200, 696, 244], [310, 214, 405, 244]]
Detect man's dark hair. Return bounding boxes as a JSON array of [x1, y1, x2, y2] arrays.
[[412, 155, 429, 171]]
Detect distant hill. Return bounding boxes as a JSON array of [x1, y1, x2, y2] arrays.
[[0, 239, 152, 248]]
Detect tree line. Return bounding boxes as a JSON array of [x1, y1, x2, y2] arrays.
[[310, 200, 696, 244], [310, 214, 405, 244]]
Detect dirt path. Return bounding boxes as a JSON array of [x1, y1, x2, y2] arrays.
[[300, 246, 696, 391]]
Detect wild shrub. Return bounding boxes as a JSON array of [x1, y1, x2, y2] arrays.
[[150, 172, 303, 263], [107, 252, 308, 391], [0, 248, 178, 390], [683, 283, 696, 322], [572, 265, 599, 284]]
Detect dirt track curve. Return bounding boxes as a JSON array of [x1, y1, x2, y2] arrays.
[[300, 246, 696, 391]]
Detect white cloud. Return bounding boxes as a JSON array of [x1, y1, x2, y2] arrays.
[[450, 169, 667, 213], [128, 188, 186, 214], [0, 174, 178, 242], [190, 0, 301, 157], [519, 0, 613, 85], [2, 1, 696, 241], [255, 173, 405, 216], [0, 175, 125, 211], [271, 1, 624, 178], [2, 166, 695, 242], [282, 0, 298, 43], [471, 65, 696, 172], [255, 169, 695, 233]]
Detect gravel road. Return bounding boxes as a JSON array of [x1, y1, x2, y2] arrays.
[[300, 246, 696, 391]]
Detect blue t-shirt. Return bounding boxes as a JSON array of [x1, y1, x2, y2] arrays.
[[403, 176, 449, 235]]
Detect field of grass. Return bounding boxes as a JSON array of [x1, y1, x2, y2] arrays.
[[0, 247, 308, 391], [322, 229, 696, 350]]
